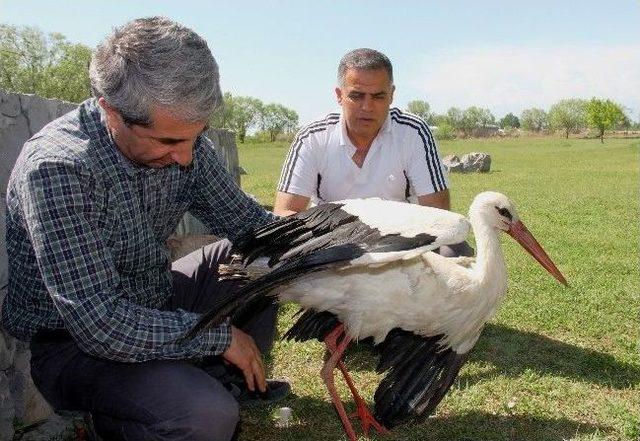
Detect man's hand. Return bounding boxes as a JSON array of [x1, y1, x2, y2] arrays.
[[222, 326, 267, 393]]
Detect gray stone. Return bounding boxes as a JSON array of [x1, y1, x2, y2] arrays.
[[443, 152, 491, 173], [0, 371, 15, 441], [0, 329, 16, 370], [17, 412, 82, 441], [461, 152, 491, 173], [11, 348, 53, 424], [0, 93, 21, 118], [205, 128, 239, 183], [442, 154, 464, 173], [20, 94, 75, 138], [0, 113, 30, 195]]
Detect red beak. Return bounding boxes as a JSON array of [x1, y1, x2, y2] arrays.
[[506, 220, 568, 286]]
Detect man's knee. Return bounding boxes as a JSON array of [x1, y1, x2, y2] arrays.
[[185, 395, 240, 441], [93, 376, 240, 441]]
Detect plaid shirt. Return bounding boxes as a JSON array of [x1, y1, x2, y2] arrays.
[[2, 99, 273, 362]]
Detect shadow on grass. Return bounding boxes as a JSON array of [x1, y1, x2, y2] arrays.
[[468, 323, 640, 389], [402, 409, 611, 441], [238, 395, 609, 441], [331, 322, 639, 390]]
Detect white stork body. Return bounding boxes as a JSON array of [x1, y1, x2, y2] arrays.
[[191, 192, 566, 439], [277, 249, 504, 353]]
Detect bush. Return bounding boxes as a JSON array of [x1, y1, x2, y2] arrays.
[[433, 122, 456, 140]]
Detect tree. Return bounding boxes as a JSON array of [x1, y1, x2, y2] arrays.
[[211, 93, 263, 143], [499, 112, 520, 129], [520, 108, 548, 132], [445, 107, 463, 131], [260, 103, 299, 142], [585, 98, 627, 143], [406, 100, 433, 124], [548, 98, 587, 138], [460, 106, 495, 137], [0, 24, 92, 103]]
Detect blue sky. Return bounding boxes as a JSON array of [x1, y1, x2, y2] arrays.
[[3, 0, 639, 125]]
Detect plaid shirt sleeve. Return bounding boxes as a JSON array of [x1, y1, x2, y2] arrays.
[[190, 138, 276, 238], [18, 157, 231, 362]]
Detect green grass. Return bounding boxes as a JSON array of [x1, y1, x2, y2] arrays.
[[237, 137, 640, 441]]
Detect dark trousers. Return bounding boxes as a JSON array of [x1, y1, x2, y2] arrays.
[[29, 239, 277, 441]]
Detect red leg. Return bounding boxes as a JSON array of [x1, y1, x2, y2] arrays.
[[337, 359, 389, 436], [323, 324, 388, 439], [322, 324, 358, 441]]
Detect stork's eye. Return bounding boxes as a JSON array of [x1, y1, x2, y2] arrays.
[[495, 206, 513, 221]]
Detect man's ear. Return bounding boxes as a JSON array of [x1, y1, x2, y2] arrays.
[[390, 85, 396, 104], [335, 87, 343, 105], [97, 97, 122, 125]]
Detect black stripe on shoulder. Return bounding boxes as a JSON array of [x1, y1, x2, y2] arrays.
[[389, 108, 447, 192], [373, 328, 469, 428], [279, 114, 340, 191], [390, 108, 445, 190]]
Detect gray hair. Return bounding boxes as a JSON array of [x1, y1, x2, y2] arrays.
[[337, 48, 393, 86], [90, 17, 222, 126]]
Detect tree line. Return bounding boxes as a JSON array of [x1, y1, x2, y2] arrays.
[[407, 97, 635, 143], [210, 92, 298, 143], [0, 24, 299, 143], [2, 24, 636, 144]]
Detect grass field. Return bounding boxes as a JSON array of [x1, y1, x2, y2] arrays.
[[236, 137, 639, 441]]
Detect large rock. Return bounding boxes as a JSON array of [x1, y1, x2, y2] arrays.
[[0, 371, 15, 441], [461, 152, 491, 173], [442, 154, 464, 173], [0, 327, 16, 371], [0, 93, 75, 194], [443, 152, 491, 173]]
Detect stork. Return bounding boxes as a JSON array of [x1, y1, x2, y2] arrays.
[[189, 192, 567, 440]]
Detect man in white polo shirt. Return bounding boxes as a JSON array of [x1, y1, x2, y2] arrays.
[[275, 48, 472, 256]]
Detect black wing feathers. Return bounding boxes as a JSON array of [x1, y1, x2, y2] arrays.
[[233, 202, 437, 267], [234, 203, 358, 266], [283, 309, 341, 342], [374, 329, 469, 428]]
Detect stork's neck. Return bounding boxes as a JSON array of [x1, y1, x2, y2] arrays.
[[471, 221, 508, 290]]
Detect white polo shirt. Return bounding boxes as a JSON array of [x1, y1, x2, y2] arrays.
[[277, 108, 449, 205]]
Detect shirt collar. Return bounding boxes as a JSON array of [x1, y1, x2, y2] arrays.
[[338, 110, 392, 147]]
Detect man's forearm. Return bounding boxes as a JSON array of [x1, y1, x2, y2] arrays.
[[417, 189, 451, 210]]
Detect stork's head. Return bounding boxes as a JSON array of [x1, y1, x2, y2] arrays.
[[469, 191, 520, 232], [470, 191, 568, 286]]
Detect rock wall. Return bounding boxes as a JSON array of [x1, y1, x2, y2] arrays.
[[0, 90, 239, 440]]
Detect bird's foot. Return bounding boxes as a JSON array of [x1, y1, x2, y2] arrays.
[[348, 403, 388, 437]]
